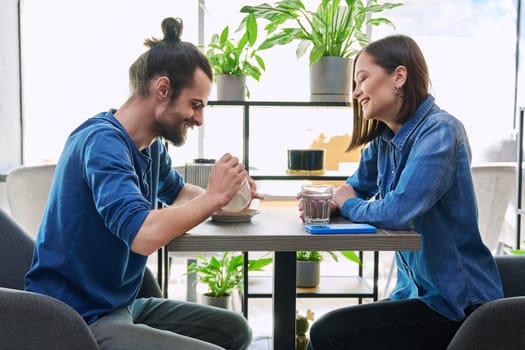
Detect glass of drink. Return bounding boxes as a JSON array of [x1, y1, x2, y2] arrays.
[[301, 184, 334, 224]]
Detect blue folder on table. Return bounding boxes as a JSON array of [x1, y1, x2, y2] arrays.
[[304, 223, 377, 234]]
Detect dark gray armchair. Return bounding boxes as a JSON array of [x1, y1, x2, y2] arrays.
[[0, 208, 162, 350], [447, 255, 525, 349]]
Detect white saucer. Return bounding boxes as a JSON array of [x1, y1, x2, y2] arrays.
[[211, 209, 259, 223]]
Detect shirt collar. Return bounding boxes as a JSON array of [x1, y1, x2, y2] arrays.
[[99, 109, 152, 159], [381, 95, 435, 149]]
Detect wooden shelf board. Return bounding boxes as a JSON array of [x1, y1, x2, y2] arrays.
[[246, 275, 373, 298]]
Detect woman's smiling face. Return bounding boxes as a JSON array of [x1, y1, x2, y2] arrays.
[[352, 52, 404, 128]]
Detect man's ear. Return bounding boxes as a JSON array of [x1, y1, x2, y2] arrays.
[[155, 76, 171, 99]]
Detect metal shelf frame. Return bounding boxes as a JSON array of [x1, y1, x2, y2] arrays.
[[207, 100, 378, 318], [516, 107, 524, 249], [207, 100, 350, 176]]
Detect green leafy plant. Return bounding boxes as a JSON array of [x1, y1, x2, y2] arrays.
[[187, 252, 272, 297], [241, 0, 402, 65], [206, 13, 266, 82], [297, 250, 361, 264], [511, 244, 525, 255]]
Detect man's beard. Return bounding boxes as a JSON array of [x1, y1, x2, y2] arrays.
[[154, 117, 187, 147]]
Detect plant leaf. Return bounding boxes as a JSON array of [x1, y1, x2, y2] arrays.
[[245, 0, 402, 65], [340, 250, 361, 264], [246, 13, 258, 46]]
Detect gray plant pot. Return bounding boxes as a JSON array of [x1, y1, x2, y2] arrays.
[[309, 56, 352, 102], [201, 293, 232, 309], [216, 74, 246, 101], [296, 260, 320, 288]]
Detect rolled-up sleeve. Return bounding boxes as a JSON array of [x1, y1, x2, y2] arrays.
[[82, 129, 151, 245]]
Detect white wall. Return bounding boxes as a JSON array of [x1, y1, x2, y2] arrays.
[[0, 0, 20, 212], [0, 0, 22, 171]]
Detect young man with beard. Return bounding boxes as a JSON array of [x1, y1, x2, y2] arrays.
[[25, 17, 254, 350]]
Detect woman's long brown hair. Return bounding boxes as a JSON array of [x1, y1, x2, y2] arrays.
[[347, 35, 430, 151]]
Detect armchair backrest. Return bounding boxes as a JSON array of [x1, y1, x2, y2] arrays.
[[6, 164, 56, 238], [447, 255, 525, 350], [494, 255, 525, 298], [0, 208, 35, 290], [471, 163, 515, 254], [4, 164, 163, 298]]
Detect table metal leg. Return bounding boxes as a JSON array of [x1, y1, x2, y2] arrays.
[[243, 251, 249, 319], [157, 247, 163, 290], [273, 251, 296, 350], [373, 251, 379, 300], [162, 245, 169, 298]]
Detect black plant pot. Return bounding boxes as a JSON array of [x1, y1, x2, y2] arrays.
[[287, 149, 325, 172]]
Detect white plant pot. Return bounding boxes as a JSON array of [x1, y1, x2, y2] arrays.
[[216, 75, 246, 101], [296, 260, 321, 288], [309, 56, 352, 102]]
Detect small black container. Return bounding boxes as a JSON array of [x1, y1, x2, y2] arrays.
[[193, 158, 216, 164], [287, 149, 325, 171]]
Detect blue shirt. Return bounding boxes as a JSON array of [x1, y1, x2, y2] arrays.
[[25, 110, 184, 324], [341, 95, 503, 320]]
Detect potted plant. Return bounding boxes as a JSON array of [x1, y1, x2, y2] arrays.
[[206, 13, 266, 100], [187, 252, 272, 309], [296, 250, 360, 287], [241, 0, 402, 101]]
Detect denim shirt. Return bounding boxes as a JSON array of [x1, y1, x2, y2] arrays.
[[341, 95, 503, 321]]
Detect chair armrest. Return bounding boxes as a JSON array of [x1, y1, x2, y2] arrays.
[[0, 287, 99, 350], [447, 297, 525, 350]]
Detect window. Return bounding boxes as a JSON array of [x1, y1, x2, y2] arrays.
[[20, 0, 198, 164], [21, 0, 519, 166], [372, 0, 518, 162]]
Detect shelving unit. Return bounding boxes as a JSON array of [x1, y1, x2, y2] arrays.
[[249, 275, 372, 297], [207, 100, 378, 318], [246, 251, 378, 304], [208, 99, 353, 177], [207, 100, 348, 175]]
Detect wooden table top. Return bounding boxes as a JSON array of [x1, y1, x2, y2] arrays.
[[167, 204, 420, 252]]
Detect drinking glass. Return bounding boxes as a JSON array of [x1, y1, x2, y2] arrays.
[[301, 184, 334, 224]]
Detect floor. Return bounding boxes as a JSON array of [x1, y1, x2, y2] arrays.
[[157, 251, 397, 350]]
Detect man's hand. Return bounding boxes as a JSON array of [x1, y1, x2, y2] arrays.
[[247, 176, 264, 201], [207, 153, 247, 208]]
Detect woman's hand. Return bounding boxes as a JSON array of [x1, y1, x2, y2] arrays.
[[297, 191, 304, 221], [333, 184, 357, 209], [297, 188, 339, 222]]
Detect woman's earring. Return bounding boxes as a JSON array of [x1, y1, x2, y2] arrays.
[[394, 86, 403, 98]]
